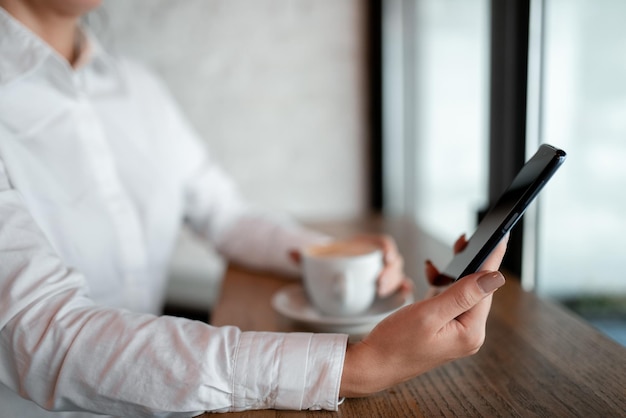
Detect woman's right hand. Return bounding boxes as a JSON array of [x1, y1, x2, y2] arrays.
[[339, 235, 508, 397]]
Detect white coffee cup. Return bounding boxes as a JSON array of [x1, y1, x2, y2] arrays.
[[301, 241, 383, 317]]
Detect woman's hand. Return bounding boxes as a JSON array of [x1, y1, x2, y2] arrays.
[[339, 235, 508, 397]]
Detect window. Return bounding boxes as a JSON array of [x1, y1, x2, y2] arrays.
[[381, 0, 626, 345], [382, 0, 490, 244], [531, 0, 626, 344]]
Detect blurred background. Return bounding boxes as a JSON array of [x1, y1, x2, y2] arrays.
[[95, 0, 625, 344]]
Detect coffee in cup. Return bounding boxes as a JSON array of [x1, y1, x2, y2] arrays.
[[301, 241, 383, 317]]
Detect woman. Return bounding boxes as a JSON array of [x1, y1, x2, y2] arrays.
[[0, 1, 507, 417]]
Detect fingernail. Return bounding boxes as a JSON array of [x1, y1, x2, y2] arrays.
[[424, 259, 437, 273], [477, 271, 505, 294], [433, 274, 452, 286]]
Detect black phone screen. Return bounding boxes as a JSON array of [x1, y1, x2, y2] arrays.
[[438, 144, 566, 282]]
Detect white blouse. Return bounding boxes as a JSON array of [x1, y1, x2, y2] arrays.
[[0, 8, 346, 417]]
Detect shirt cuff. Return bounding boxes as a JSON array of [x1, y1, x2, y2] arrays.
[[232, 332, 348, 411]]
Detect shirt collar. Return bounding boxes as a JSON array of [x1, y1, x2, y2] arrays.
[[0, 7, 53, 85], [0, 7, 119, 91]]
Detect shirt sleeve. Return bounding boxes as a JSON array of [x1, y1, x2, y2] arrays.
[[0, 155, 348, 416], [183, 158, 331, 277]]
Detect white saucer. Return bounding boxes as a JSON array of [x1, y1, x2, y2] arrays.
[[271, 284, 412, 335]]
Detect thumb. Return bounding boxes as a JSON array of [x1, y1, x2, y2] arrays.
[[432, 271, 505, 323]]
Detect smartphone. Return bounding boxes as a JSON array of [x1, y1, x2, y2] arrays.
[[437, 143, 566, 282]]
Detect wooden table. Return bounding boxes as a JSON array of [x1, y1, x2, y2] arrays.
[[203, 217, 626, 417]]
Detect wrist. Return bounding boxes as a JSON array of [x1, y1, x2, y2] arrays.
[[339, 342, 383, 397]]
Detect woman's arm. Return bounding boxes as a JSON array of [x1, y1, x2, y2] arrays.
[[0, 153, 347, 416]]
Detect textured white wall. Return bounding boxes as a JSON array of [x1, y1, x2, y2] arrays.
[[95, 0, 369, 220]]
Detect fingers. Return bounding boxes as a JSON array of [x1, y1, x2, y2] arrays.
[[427, 270, 505, 325], [453, 234, 468, 254], [379, 276, 414, 299], [424, 232, 508, 288], [353, 234, 406, 297], [425, 259, 454, 287], [377, 256, 406, 297], [425, 259, 440, 283], [399, 278, 414, 294], [288, 249, 302, 265], [425, 234, 468, 287]]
